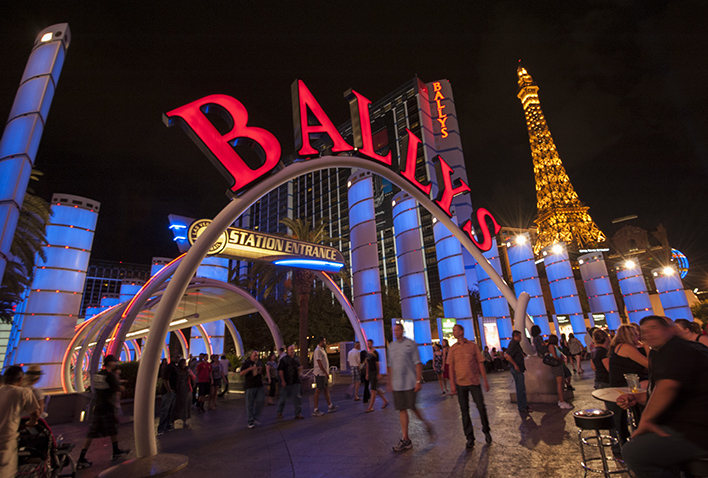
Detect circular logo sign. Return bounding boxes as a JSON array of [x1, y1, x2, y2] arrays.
[[187, 219, 228, 255]]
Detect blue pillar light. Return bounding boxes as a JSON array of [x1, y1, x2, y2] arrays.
[[7, 193, 97, 391], [505, 232, 550, 335], [615, 260, 653, 324], [652, 265, 693, 321], [348, 171, 386, 371], [475, 237, 512, 348], [578, 252, 621, 330], [0, 24, 70, 284], [392, 191, 432, 364], [190, 257, 228, 355], [542, 243, 587, 344], [432, 214, 473, 332]]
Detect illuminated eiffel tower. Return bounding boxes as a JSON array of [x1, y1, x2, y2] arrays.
[[516, 63, 606, 255]]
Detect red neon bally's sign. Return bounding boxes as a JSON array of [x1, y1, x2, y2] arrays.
[[163, 80, 500, 252]]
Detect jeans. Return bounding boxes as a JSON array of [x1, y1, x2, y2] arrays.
[[510, 368, 528, 411], [456, 384, 490, 443], [157, 391, 176, 432], [622, 426, 708, 478], [277, 383, 302, 416], [245, 386, 265, 425], [361, 377, 370, 402]]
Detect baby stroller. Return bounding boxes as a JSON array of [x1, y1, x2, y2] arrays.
[[16, 418, 76, 478]]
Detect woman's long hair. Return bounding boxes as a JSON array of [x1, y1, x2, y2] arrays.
[[609, 325, 638, 355]]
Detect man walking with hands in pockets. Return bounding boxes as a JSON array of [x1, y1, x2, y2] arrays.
[[447, 324, 492, 449]]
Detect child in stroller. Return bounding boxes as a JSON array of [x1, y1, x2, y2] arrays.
[[17, 417, 75, 478]]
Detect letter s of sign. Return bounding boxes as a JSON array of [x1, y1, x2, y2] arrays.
[[163, 95, 281, 195], [461, 208, 501, 253]]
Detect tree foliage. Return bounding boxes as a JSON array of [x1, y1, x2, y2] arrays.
[[0, 170, 51, 323]]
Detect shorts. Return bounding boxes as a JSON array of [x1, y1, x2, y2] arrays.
[[88, 409, 118, 438], [315, 375, 328, 390], [351, 366, 360, 383], [198, 382, 210, 396], [551, 365, 564, 378], [212, 378, 221, 389], [369, 374, 379, 391], [563, 365, 572, 378], [393, 389, 416, 411]]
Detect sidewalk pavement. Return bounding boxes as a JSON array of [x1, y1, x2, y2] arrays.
[[52, 362, 610, 477]]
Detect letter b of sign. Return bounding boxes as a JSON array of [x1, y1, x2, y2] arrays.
[[164, 95, 281, 194]]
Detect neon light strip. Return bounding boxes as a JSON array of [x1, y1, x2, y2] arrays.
[[272, 259, 344, 271]]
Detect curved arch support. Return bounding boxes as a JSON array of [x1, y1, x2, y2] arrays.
[[194, 324, 213, 356], [134, 156, 528, 458], [223, 319, 244, 357], [174, 329, 189, 358], [314, 271, 367, 345]]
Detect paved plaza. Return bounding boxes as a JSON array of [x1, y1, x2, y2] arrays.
[[52, 361, 617, 478]]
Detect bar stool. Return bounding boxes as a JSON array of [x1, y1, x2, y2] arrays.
[[573, 409, 631, 477]]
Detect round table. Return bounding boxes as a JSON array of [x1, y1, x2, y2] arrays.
[[591, 387, 646, 403]]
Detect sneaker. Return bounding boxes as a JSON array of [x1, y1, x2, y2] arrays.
[[558, 401, 573, 409], [157, 431, 165, 436], [247, 423, 255, 429], [520, 406, 533, 413], [392, 439, 413, 452], [312, 409, 325, 417], [111, 449, 129, 460], [76, 459, 92, 469], [484, 431, 493, 444], [294, 414, 304, 419], [466, 440, 475, 449], [328, 404, 339, 412]]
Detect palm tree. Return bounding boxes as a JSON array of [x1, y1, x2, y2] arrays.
[[0, 170, 52, 323], [243, 217, 343, 367]]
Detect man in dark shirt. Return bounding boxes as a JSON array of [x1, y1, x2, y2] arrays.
[[505, 330, 531, 413], [277, 345, 303, 419], [77, 355, 129, 469], [240, 350, 265, 428], [618, 315, 708, 477], [157, 354, 180, 435]]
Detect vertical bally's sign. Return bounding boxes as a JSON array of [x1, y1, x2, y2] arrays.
[[163, 80, 500, 252]]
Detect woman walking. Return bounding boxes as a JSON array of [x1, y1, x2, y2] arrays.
[[547, 335, 573, 409], [364, 346, 389, 412], [568, 333, 585, 374], [266, 353, 278, 405], [173, 358, 195, 428], [433, 344, 447, 394]]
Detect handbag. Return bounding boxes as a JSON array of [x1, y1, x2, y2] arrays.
[[542, 353, 562, 367]]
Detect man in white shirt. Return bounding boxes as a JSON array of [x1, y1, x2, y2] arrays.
[[312, 337, 339, 416], [0, 366, 40, 478], [346, 342, 362, 400]]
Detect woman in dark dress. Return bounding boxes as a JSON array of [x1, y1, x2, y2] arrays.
[[590, 329, 610, 389], [173, 359, 195, 428]]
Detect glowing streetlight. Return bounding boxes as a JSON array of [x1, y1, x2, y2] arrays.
[[515, 235, 527, 245], [551, 244, 563, 254], [625, 260, 636, 269], [663, 266, 675, 276]]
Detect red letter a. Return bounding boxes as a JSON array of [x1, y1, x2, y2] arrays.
[[164, 94, 281, 194], [292, 80, 353, 156]]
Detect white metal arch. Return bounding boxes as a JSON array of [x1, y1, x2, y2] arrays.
[[133, 156, 532, 457]]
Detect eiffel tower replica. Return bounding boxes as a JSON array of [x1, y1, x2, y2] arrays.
[[516, 62, 606, 255]]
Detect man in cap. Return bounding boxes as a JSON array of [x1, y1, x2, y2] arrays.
[[76, 355, 129, 469]]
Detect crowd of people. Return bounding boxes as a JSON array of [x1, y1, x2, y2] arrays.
[[1, 315, 706, 477]]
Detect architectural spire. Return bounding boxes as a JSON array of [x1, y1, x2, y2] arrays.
[[516, 65, 606, 254]]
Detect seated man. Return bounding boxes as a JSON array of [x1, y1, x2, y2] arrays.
[[617, 315, 708, 477]]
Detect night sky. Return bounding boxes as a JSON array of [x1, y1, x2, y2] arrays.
[[1, 2, 707, 288]]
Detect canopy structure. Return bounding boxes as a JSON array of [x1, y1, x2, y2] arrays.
[[62, 275, 283, 393]]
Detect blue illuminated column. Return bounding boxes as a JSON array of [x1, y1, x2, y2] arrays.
[[505, 233, 550, 335], [0, 24, 70, 284], [475, 238, 513, 348], [189, 257, 228, 355], [432, 214, 474, 338], [542, 244, 587, 344], [100, 293, 121, 310], [392, 191, 432, 364], [615, 261, 654, 323], [652, 266, 693, 321], [348, 170, 386, 371], [120, 279, 145, 303], [578, 252, 621, 330], [7, 193, 97, 391]]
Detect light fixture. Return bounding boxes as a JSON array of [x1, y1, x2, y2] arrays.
[[392, 200, 396, 207], [432, 217, 437, 224], [41, 32, 53, 42], [347, 181, 351, 188], [663, 266, 675, 276], [625, 260, 636, 269], [515, 235, 527, 245], [578, 259, 584, 265], [552, 244, 563, 254]]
